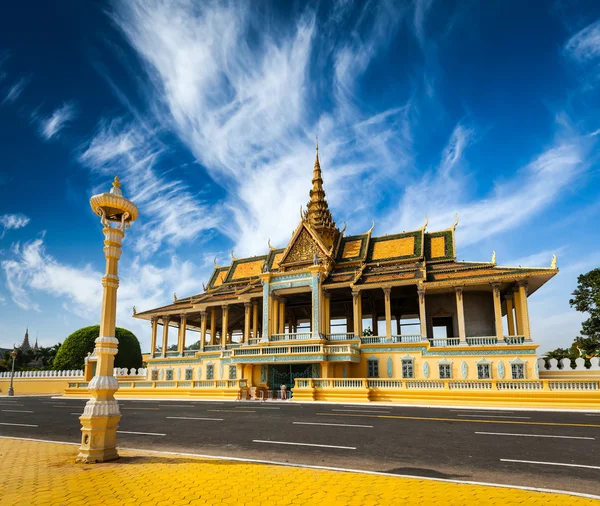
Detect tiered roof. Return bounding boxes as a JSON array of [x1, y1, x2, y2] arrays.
[[134, 145, 558, 319]]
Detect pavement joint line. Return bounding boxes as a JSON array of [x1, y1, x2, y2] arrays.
[[316, 412, 600, 428], [475, 432, 595, 440], [585, 414, 600, 416], [158, 404, 190, 407], [332, 409, 391, 414], [293, 421, 373, 428], [500, 459, 600, 470], [0, 422, 38, 427], [252, 439, 356, 450], [1, 409, 34, 413], [122, 407, 160, 410], [117, 430, 166, 436], [0, 435, 598, 501], [0, 403, 24, 406], [456, 414, 531, 419], [166, 416, 223, 421]]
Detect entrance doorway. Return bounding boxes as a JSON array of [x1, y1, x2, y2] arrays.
[[270, 364, 313, 390]]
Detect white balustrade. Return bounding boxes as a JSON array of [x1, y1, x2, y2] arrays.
[[466, 337, 498, 346]]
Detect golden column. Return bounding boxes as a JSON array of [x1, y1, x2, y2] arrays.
[[505, 293, 516, 336], [221, 305, 229, 349], [491, 283, 504, 342], [77, 176, 138, 463], [199, 310, 207, 351], [323, 292, 331, 335], [243, 302, 251, 343], [161, 317, 171, 357], [210, 308, 216, 345], [455, 287, 466, 344], [278, 297, 286, 334], [417, 287, 427, 338], [352, 289, 362, 337], [177, 314, 187, 355], [383, 288, 392, 338], [516, 281, 531, 341], [150, 318, 158, 358]]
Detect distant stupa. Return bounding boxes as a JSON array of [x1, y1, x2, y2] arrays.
[[21, 327, 31, 352], [34, 333, 39, 351]]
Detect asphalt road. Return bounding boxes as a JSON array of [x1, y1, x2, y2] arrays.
[[1, 396, 599, 496]]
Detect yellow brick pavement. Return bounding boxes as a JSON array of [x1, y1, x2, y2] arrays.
[[0, 438, 597, 505]]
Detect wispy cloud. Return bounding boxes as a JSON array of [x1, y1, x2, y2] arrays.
[[1, 237, 209, 348], [565, 19, 600, 63], [39, 102, 78, 140], [80, 119, 219, 256], [109, 0, 412, 255], [0, 213, 30, 238], [383, 119, 594, 246], [2, 76, 30, 104]]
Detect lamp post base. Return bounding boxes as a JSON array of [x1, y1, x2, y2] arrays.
[[76, 414, 120, 463], [7, 387, 14, 396]]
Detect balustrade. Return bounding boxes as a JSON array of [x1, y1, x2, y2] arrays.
[[327, 333, 357, 341], [270, 332, 314, 342], [429, 338, 460, 347], [466, 337, 498, 346]]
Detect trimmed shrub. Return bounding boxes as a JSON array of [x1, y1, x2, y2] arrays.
[[53, 325, 142, 370]]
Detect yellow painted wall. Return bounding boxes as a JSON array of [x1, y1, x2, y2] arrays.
[[0, 378, 73, 395]]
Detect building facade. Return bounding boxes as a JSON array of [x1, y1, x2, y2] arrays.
[[134, 146, 558, 397]]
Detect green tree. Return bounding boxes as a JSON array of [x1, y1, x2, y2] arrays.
[[53, 325, 142, 370], [569, 268, 600, 357]]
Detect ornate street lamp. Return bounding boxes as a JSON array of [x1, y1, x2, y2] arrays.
[[7, 345, 17, 397], [77, 176, 138, 463]]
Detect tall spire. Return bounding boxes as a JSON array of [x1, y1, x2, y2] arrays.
[[305, 138, 338, 248], [21, 326, 31, 352]]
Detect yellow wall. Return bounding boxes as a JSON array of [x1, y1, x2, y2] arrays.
[[0, 378, 73, 395]]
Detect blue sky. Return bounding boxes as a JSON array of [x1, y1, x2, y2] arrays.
[[1, 0, 599, 353]]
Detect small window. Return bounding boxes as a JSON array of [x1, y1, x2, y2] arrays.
[[367, 360, 379, 378], [206, 365, 214, 380], [511, 363, 525, 379], [402, 359, 414, 378], [229, 365, 237, 380], [439, 364, 452, 379], [151, 370, 158, 381], [185, 369, 193, 381], [166, 369, 173, 381], [477, 364, 491, 379]]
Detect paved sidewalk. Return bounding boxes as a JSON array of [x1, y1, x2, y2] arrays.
[[0, 438, 597, 505]]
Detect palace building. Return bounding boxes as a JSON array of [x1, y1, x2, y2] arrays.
[[133, 145, 558, 399]]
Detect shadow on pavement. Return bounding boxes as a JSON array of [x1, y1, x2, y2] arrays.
[[385, 467, 470, 480]]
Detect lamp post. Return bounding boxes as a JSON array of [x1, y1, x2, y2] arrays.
[[7, 346, 17, 396], [77, 176, 138, 463]]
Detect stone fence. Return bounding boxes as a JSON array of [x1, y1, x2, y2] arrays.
[[538, 357, 600, 371], [0, 367, 147, 379], [0, 370, 83, 378]]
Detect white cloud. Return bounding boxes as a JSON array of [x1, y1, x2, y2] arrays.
[[80, 119, 220, 256], [383, 120, 594, 245], [109, 0, 412, 256], [565, 19, 600, 63], [39, 102, 78, 140], [0, 213, 30, 238], [2, 76, 29, 104], [0, 236, 210, 350]]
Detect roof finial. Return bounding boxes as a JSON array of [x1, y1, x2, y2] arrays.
[[213, 257, 220, 268], [110, 175, 123, 196], [551, 254, 557, 269], [453, 213, 459, 229], [492, 250, 496, 264]]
